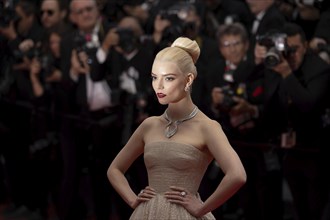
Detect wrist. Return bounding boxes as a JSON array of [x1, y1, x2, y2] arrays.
[[196, 203, 207, 217], [101, 43, 110, 54], [281, 71, 292, 78], [8, 32, 17, 41], [70, 67, 79, 75], [129, 197, 139, 209], [249, 105, 258, 118], [153, 32, 162, 43], [30, 76, 41, 85]]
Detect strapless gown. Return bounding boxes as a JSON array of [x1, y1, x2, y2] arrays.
[[129, 141, 216, 220]]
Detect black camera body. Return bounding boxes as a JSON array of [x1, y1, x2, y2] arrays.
[[72, 32, 96, 66], [257, 32, 296, 68], [116, 28, 138, 54], [12, 44, 41, 61], [73, 33, 89, 54], [0, 3, 20, 28], [12, 44, 55, 79], [158, 3, 198, 42], [317, 43, 330, 55], [221, 85, 238, 110], [159, 9, 181, 23]]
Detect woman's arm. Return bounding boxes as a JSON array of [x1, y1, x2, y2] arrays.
[[199, 120, 246, 216], [107, 117, 151, 208]]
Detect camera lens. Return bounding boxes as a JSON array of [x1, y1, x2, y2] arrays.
[[264, 47, 281, 68]]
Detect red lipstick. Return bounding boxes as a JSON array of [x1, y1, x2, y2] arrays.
[[157, 93, 166, 98]]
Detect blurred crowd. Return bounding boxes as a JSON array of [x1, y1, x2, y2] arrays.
[[0, 0, 329, 220]]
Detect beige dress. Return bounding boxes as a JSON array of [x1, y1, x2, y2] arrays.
[[130, 141, 216, 220]]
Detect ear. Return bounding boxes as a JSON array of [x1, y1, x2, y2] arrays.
[[186, 73, 195, 87]]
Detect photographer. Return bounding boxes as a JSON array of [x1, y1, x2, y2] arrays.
[[205, 22, 283, 220], [0, 0, 47, 217], [156, 2, 220, 109], [256, 22, 330, 220], [245, 0, 286, 42], [104, 16, 159, 138], [102, 17, 160, 218], [206, 23, 255, 137], [276, 0, 330, 40], [59, 0, 125, 219]]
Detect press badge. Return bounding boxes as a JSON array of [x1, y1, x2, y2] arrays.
[[281, 130, 296, 148]]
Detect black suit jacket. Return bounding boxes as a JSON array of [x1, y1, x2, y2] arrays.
[[249, 4, 286, 46], [60, 21, 115, 114], [262, 52, 330, 148], [204, 54, 255, 138], [314, 9, 330, 42], [192, 34, 220, 110]]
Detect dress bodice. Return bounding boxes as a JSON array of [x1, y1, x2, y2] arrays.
[[129, 141, 216, 219], [144, 141, 213, 195]]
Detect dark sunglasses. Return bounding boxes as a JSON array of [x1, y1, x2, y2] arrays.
[[41, 9, 55, 16]]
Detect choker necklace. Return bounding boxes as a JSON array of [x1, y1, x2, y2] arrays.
[[164, 106, 199, 138]]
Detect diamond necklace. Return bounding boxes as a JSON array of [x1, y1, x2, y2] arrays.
[[164, 106, 199, 138]]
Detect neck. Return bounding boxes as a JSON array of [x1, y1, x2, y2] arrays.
[[166, 98, 196, 121]]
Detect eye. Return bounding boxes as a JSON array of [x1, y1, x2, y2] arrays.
[[165, 77, 175, 81], [151, 75, 157, 81]]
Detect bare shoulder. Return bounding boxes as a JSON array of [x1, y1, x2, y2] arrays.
[[137, 116, 164, 132], [140, 116, 163, 126], [197, 112, 222, 132]]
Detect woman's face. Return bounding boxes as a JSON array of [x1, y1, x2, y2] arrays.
[[151, 59, 188, 105], [49, 33, 61, 58]]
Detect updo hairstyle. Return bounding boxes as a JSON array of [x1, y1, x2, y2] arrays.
[[155, 37, 201, 77]]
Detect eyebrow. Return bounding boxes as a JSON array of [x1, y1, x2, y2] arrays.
[[151, 73, 177, 76], [151, 73, 178, 76]]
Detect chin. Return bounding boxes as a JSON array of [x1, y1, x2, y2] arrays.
[[158, 100, 169, 105]]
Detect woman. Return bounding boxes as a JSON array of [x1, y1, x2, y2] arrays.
[[107, 37, 246, 219]]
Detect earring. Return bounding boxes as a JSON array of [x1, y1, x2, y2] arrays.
[[184, 85, 190, 92]]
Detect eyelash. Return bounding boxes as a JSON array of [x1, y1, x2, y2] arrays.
[[151, 76, 175, 81], [165, 77, 174, 81]]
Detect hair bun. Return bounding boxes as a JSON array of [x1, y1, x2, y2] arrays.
[[171, 37, 200, 64]]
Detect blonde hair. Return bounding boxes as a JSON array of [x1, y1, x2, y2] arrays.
[[155, 37, 200, 77]]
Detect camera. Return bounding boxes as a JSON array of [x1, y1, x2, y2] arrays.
[[158, 3, 198, 44], [72, 32, 95, 66], [217, 83, 247, 112], [73, 32, 88, 54], [221, 85, 238, 110], [256, 32, 296, 68], [0, 2, 20, 28], [12, 43, 55, 79], [317, 43, 330, 55], [116, 27, 139, 54]]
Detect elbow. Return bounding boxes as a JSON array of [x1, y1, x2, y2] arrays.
[[107, 163, 123, 186], [107, 164, 115, 184], [234, 168, 247, 188], [240, 171, 247, 186]]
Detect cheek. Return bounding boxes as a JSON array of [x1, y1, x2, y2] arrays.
[[151, 81, 156, 91]]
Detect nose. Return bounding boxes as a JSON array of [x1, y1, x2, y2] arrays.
[[156, 78, 164, 90], [157, 81, 164, 90]]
